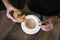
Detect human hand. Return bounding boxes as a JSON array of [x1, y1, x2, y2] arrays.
[[6, 6, 25, 23], [39, 18, 54, 32]]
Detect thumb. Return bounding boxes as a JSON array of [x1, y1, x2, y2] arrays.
[[6, 11, 12, 18]]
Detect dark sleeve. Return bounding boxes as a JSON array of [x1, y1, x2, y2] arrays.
[[9, 0, 25, 9], [0, 0, 6, 11], [27, 0, 60, 16]]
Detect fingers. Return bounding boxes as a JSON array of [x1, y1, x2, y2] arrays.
[[6, 12, 20, 23], [6, 9, 26, 23], [39, 21, 53, 32], [7, 10, 20, 23], [6, 6, 22, 23], [7, 11, 12, 19], [41, 26, 51, 32], [40, 25, 53, 31]]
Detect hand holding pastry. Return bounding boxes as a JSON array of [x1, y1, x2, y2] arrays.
[[13, 10, 26, 23]]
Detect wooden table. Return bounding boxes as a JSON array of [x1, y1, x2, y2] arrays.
[[0, 10, 59, 40]]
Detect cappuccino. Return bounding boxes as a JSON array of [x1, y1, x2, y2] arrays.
[[25, 18, 36, 29]]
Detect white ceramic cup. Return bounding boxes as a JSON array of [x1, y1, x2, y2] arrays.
[[21, 15, 41, 35]]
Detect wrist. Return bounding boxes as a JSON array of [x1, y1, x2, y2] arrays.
[[7, 5, 14, 9], [2, 0, 14, 9]]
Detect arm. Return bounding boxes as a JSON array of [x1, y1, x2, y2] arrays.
[[2, 0, 18, 22], [40, 16, 58, 32], [2, 0, 25, 23], [2, 0, 13, 9]]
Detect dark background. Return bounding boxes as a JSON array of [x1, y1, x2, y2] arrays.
[[0, 0, 25, 11]]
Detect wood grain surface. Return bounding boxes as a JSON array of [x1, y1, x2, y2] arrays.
[[0, 10, 60, 40]]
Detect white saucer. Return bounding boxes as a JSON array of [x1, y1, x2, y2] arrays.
[[21, 15, 41, 35]]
